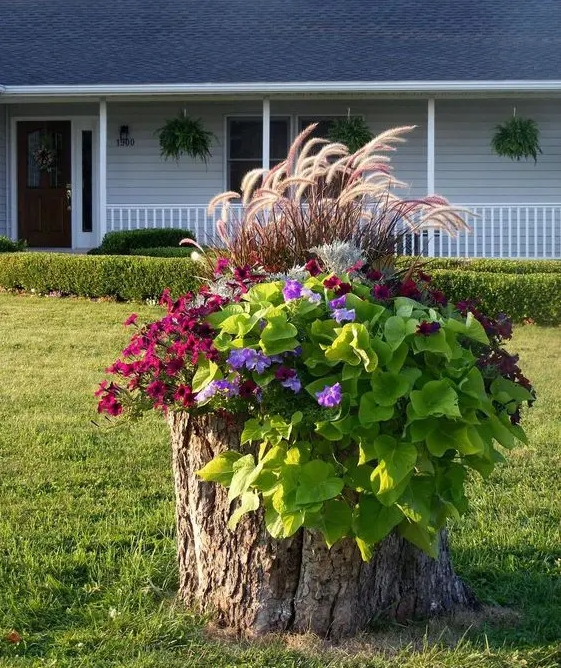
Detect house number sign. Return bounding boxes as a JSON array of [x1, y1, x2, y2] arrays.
[[116, 125, 135, 147]]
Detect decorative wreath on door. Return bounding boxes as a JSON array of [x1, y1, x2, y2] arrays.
[[32, 135, 57, 173]]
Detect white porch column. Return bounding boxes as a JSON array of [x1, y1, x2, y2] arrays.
[[262, 97, 270, 171], [426, 98, 436, 255], [98, 98, 107, 244]]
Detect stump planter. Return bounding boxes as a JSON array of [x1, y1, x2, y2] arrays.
[[170, 413, 478, 640]]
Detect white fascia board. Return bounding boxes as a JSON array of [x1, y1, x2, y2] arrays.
[[4, 80, 561, 97]]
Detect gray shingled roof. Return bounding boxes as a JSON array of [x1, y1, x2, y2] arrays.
[[1, 1, 560, 87]]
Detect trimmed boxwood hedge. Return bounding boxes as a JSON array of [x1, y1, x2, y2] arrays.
[[0, 236, 26, 253], [130, 246, 194, 258], [430, 270, 561, 325], [88, 228, 196, 255], [0, 253, 199, 301], [398, 257, 561, 274], [0, 253, 559, 323]]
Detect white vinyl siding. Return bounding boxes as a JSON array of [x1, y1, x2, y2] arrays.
[[0, 105, 6, 236], [435, 99, 561, 204], [104, 99, 429, 207]]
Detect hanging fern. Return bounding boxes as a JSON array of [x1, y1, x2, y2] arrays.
[[491, 116, 542, 163], [328, 116, 373, 153], [157, 113, 216, 162]]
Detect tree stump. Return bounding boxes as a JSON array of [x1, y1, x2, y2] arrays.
[[169, 412, 478, 640]]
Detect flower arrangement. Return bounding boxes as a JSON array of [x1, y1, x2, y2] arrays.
[[98, 126, 534, 561]]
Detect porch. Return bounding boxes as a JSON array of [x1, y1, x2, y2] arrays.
[[106, 203, 561, 259], [2, 96, 561, 258]]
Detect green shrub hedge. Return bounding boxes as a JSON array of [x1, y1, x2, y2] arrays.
[[398, 256, 561, 274], [130, 246, 194, 258], [0, 253, 559, 322], [431, 270, 561, 324], [0, 236, 26, 253], [88, 228, 195, 255], [0, 253, 199, 301]]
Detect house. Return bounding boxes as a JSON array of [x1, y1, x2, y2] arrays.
[[1, 0, 561, 258]]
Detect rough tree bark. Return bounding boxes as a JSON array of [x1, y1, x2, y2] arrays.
[[169, 412, 478, 640]]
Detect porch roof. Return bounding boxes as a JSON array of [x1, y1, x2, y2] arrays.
[[1, 1, 561, 90]]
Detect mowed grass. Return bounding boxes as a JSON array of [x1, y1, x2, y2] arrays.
[[0, 293, 559, 667]]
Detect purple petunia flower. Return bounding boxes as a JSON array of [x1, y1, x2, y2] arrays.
[[332, 308, 356, 324], [247, 351, 272, 374], [227, 348, 255, 370], [316, 382, 342, 408], [329, 296, 347, 309], [283, 280, 304, 301], [302, 288, 322, 304], [281, 375, 302, 393], [196, 379, 239, 403]]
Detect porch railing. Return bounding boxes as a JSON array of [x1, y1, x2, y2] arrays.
[[106, 204, 561, 259]]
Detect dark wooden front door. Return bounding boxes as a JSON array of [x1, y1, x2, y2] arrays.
[[18, 120, 72, 248]]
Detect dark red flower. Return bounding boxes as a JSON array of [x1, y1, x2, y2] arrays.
[[399, 279, 421, 299], [305, 259, 322, 276], [174, 384, 195, 407], [323, 275, 341, 289], [416, 320, 441, 335], [214, 257, 229, 276], [373, 284, 391, 300], [365, 269, 383, 281], [165, 357, 184, 376], [418, 271, 432, 283], [234, 265, 253, 282], [334, 282, 352, 296], [275, 366, 296, 381], [430, 290, 448, 307], [239, 379, 259, 399]]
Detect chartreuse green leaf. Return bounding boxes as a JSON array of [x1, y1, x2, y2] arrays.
[[490, 376, 534, 404], [352, 495, 403, 548], [371, 436, 418, 502], [397, 476, 434, 525], [465, 312, 489, 344], [246, 281, 283, 304], [197, 451, 242, 485], [241, 418, 263, 445], [345, 293, 386, 324], [370, 371, 410, 406], [260, 313, 299, 355], [426, 422, 485, 457], [412, 330, 453, 359], [410, 380, 461, 418], [295, 460, 344, 506], [228, 490, 260, 529], [314, 499, 353, 547], [398, 521, 440, 558], [191, 359, 220, 393], [228, 454, 257, 502], [384, 315, 406, 350], [358, 392, 395, 426], [385, 341, 409, 373], [325, 323, 377, 372], [206, 303, 246, 327]]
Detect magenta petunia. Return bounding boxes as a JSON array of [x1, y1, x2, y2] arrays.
[[373, 284, 391, 300], [416, 320, 441, 336], [124, 313, 138, 327], [305, 258, 322, 276]]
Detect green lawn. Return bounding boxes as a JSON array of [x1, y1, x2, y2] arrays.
[[0, 294, 559, 668]]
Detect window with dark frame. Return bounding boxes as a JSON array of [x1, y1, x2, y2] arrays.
[[227, 118, 290, 193], [81, 130, 93, 233]]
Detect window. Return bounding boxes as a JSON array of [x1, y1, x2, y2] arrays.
[[82, 131, 93, 233], [227, 118, 290, 192]]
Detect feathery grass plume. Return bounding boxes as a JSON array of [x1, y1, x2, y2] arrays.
[[211, 125, 469, 271]]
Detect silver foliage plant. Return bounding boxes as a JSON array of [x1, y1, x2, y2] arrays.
[[309, 241, 365, 276]]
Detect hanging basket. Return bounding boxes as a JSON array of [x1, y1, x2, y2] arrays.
[[157, 112, 216, 162], [328, 116, 373, 153], [491, 115, 542, 163]]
